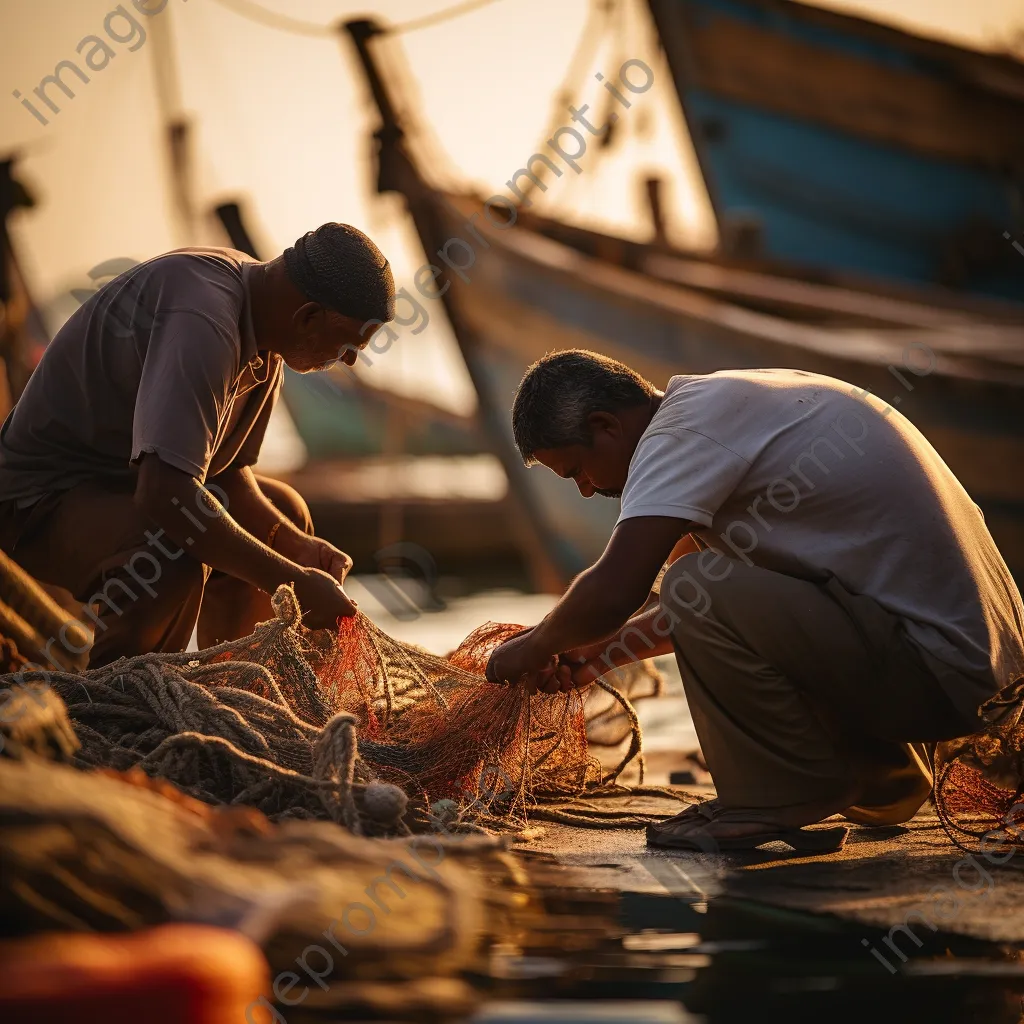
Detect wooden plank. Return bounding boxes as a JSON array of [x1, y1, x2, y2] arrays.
[[491, 225, 1024, 386], [840, 325, 1024, 372], [683, 11, 1024, 168], [723, 0, 1024, 104], [644, 254, 998, 330], [455, 274, 672, 388], [510, 200, 1024, 323]]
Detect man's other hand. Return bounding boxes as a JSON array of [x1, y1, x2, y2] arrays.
[[566, 657, 608, 690], [486, 632, 557, 687], [522, 660, 575, 694], [294, 567, 358, 629], [486, 633, 589, 695], [276, 532, 353, 584]]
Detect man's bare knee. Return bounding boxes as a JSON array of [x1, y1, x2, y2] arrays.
[[258, 477, 314, 535]]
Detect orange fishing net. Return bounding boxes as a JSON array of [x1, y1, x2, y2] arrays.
[[18, 586, 664, 837], [934, 678, 1024, 852]]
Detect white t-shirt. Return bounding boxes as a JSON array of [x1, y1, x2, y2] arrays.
[[618, 369, 1024, 711]]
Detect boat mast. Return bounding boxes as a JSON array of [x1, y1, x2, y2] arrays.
[[0, 158, 47, 407], [150, 5, 196, 246], [343, 18, 569, 592]]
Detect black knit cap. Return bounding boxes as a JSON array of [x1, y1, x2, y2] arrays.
[[283, 222, 395, 323]]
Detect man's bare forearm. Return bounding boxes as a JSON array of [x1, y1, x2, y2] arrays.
[[561, 605, 678, 690], [585, 536, 695, 667], [590, 605, 676, 670], [529, 566, 648, 661], [135, 457, 304, 593], [486, 516, 688, 686], [207, 467, 296, 547]]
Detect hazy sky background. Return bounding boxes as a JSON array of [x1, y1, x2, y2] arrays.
[[2, 0, 1022, 416]]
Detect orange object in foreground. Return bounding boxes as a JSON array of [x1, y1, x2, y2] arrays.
[[0, 925, 269, 1024]]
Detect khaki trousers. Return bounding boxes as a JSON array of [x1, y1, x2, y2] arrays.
[[659, 553, 978, 825]]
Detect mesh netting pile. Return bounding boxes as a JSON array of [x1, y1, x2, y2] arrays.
[[10, 585, 680, 837], [934, 678, 1024, 853]]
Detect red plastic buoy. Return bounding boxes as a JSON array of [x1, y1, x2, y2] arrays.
[[0, 925, 269, 1024]]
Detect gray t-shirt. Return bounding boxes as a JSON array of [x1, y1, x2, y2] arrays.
[[618, 369, 1024, 712], [0, 247, 282, 500]]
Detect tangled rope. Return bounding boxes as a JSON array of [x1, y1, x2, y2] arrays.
[[5, 586, 674, 836]]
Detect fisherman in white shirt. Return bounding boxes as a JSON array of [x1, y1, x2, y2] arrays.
[[485, 350, 1024, 852]]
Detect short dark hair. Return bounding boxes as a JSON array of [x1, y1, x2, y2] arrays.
[[511, 349, 656, 464]]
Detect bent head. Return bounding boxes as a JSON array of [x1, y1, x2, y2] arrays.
[[276, 222, 396, 372], [283, 306, 368, 373], [511, 350, 660, 498]]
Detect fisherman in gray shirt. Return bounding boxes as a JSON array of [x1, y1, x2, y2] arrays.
[[0, 223, 393, 666]]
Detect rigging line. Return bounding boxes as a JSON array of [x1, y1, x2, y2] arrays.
[[517, 0, 614, 204], [391, 0, 505, 34], [206, 0, 333, 37], [205, 0, 505, 38]]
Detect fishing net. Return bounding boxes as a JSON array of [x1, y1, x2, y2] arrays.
[[0, 751, 528, 1019], [0, 621, 685, 1019], [934, 678, 1024, 854], [4, 585, 675, 838]]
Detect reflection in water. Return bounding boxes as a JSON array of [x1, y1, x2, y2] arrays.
[[474, 881, 1024, 1024]]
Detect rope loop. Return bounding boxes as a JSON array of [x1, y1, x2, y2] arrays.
[[271, 584, 302, 629]]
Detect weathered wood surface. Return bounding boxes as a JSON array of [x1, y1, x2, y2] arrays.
[[516, 791, 1024, 946], [644, 255, 1024, 332]]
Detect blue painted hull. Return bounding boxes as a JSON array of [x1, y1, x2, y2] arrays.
[[342, 13, 1024, 593], [648, 0, 1024, 303]]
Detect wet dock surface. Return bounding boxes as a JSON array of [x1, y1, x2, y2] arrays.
[[516, 791, 1022, 939], [472, 882, 1024, 1023], [355, 595, 1024, 1021], [470, 792, 1024, 1023]]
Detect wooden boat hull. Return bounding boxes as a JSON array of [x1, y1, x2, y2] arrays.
[[432, 199, 1024, 581], [647, 0, 1024, 303], [342, 16, 1024, 589], [281, 368, 484, 461]]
